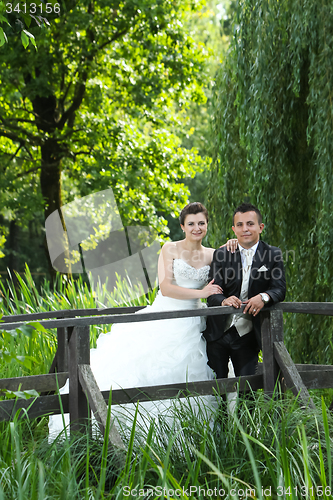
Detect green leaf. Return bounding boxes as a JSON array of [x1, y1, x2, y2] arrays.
[[0, 350, 13, 362], [21, 13, 31, 27], [22, 28, 37, 49], [16, 325, 38, 338], [0, 26, 6, 46], [15, 355, 32, 369], [22, 29, 35, 38], [21, 30, 29, 48], [0, 14, 11, 25], [26, 321, 47, 333], [4, 389, 39, 399]]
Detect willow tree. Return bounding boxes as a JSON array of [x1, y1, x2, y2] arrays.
[[208, 0, 333, 364]]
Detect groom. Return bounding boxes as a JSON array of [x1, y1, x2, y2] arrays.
[[203, 203, 286, 379]]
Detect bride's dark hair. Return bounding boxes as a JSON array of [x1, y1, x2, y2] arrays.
[[179, 202, 209, 226]]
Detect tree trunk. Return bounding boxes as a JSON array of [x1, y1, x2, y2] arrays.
[[40, 140, 63, 220], [40, 139, 64, 280], [8, 219, 20, 279]]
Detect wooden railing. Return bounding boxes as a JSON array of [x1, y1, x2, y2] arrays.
[[0, 302, 333, 459]]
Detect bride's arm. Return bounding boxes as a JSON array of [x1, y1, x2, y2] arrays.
[[158, 243, 222, 300]]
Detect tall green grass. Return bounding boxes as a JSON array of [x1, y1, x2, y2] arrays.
[[0, 268, 332, 499], [0, 265, 157, 315], [0, 266, 157, 379], [0, 393, 332, 499]]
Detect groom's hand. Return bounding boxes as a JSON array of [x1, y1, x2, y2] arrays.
[[243, 295, 264, 316]]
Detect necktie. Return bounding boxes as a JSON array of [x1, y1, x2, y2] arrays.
[[225, 248, 254, 336], [225, 247, 254, 336], [242, 248, 253, 273]]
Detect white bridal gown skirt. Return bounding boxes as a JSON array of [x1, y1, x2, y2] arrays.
[[49, 296, 213, 437], [48, 259, 235, 438], [91, 293, 212, 391]]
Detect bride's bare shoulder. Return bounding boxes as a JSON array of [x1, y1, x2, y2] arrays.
[[161, 241, 180, 258], [204, 246, 215, 263]]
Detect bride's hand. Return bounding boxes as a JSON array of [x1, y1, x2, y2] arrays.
[[201, 279, 223, 298], [220, 238, 238, 253]]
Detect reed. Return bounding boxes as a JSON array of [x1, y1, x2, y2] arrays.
[[0, 268, 332, 499], [0, 392, 331, 499], [0, 266, 157, 379]]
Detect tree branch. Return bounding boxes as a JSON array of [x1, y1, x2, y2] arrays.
[[59, 79, 73, 109], [58, 76, 87, 130], [7, 144, 22, 163], [98, 28, 129, 51], [23, 144, 34, 160], [0, 116, 41, 145], [15, 166, 41, 179], [58, 18, 131, 130], [2, 144, 23, 172]]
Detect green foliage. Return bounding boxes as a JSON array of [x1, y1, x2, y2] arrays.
[[0, 0, 54, 49], [0, 0, 211, 267], [0, 264, 158, 380], [165, 0, 234, 241], [0, 322, 40, 371], [208, 0, 333, 364], [0, 391, 332, 498], [0, 266, 332, 497]]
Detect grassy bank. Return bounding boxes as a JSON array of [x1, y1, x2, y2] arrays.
[[0, 269, 332, 499], [0, 392, 332, 499]]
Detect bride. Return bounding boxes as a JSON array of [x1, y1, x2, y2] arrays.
[[49, 202, 235, 436]]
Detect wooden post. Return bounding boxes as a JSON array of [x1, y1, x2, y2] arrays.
[[56, 327, 68, 373], [261, 307, 284, 394], [48, 327, 69, 376], [78, 364, 126, 461], [273, 342, 316, 409], [68, 325, 90, 434]]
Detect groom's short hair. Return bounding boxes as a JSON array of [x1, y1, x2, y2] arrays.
[[233, 203, 262, 225]]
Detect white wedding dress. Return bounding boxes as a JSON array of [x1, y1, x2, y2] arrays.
[[48, 259, 215, 437]]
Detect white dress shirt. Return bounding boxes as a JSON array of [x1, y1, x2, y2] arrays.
[[225, 241, 259, 336]]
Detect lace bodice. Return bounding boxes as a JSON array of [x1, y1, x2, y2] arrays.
[[146, 258, 210, 312], [173, 259, 210, 290]]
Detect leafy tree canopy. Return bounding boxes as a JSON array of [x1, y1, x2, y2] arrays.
[[0, 0, 210, 275], [0, 0, 56, 48]]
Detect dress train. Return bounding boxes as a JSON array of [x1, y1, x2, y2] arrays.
[[48, 259, 216, 438]]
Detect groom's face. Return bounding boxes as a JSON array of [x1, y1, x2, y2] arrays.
[[232, 211, 264, 248]]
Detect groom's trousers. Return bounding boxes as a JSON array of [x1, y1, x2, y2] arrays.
[[206, 326, 258, 379]]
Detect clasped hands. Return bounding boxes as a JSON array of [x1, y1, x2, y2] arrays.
[[222, 294, 264, 317]]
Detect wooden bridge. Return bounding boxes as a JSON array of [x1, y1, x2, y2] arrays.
[[0, 302, 333, 459]]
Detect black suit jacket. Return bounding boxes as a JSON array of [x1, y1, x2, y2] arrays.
[[203, 240, 286, 350]]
